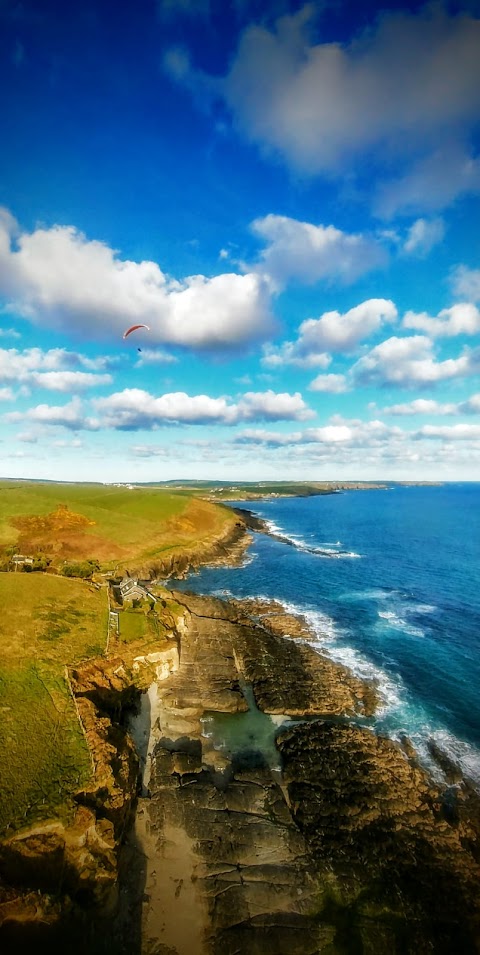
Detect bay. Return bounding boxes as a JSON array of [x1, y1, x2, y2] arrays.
[[174, 483, 480, 786]]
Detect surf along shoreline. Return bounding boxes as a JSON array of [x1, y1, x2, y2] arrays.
[[2, 487, 480, 953]]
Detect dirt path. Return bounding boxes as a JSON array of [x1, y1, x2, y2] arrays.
[[136, 806, 208, 955]]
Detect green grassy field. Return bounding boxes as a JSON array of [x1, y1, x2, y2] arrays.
[[118, 610, 151, 643], [0, 574, 108, 835], [0, 480, 236, 570]]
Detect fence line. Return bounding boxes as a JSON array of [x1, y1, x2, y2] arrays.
[[64, 665, 96, 778]]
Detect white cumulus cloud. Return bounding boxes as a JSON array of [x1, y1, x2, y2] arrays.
[[90, 388, 314, 430], [381, 392, 480, 416], [0, 347, 113, 391], [251, 214, 386, 287], [353, 335, 479, 387], [235, 416, 402, 449], [263, 299, 397, 367], [308, 373, 348, 394], [5, 397, 100, 431], [381, 398, 457, 416], [0, 210, 273, 351], [403, 303, 480, 337], [236, 389, 314, 421]]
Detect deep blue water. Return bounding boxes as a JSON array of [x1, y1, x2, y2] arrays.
[[174, 484, 480, 785]]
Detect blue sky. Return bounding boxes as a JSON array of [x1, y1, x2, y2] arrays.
[[1, 0, 480, 482]]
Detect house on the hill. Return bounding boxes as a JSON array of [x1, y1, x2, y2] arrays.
[[111, 576, 157, 607], [12, 554, 34, 570]]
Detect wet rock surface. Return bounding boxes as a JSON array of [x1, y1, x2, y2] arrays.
[[278, 720, 480, 953], [118, 592, 480, 954]]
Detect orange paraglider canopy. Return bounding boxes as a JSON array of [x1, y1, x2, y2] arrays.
[[123, 324, 150, 339]]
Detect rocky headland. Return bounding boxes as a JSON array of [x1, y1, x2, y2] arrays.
[[1, 587, 479, 954]]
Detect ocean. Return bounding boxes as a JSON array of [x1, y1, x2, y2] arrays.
[[174, 483, 480, 787]]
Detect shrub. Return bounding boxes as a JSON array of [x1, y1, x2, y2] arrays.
[[62, 559, 100, 579]]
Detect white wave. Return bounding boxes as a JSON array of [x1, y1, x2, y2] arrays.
[[411, 603, 437, 615], [262, 518, 287, 536], [341, 588, 395, 601], [237, 551, 258, 568], [394, 726, 480, 789], [377, 608, 425, 638], [261, 520, 362, 558], [277, 598, 404, 715], [298, 542, 362, 559], [428, 729, 480, 787]]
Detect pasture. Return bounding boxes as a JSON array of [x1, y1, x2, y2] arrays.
[[0, 574, 107, 835], [0, 481, 236, 570]]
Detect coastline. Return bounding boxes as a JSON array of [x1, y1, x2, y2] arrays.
[[2, 499, 480, 953]]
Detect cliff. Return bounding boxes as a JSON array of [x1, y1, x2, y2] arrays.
[[1, 589, 479, 954]]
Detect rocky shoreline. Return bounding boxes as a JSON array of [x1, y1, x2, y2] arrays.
[[1, 560, 480, 951], [123, 506, 256, 580]]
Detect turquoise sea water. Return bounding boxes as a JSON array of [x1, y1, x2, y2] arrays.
[[175, 484, 480, 786]]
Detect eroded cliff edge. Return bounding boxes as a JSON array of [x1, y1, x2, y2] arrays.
[[1, 589, 480, 954]]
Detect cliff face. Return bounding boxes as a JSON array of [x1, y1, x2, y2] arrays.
[[0, 633, 182, 942], [122, 516, 253, 580]]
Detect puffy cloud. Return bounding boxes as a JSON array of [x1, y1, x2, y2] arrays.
[[263, 299, 396, 367], [308, 373, 348, 393], [451, 266, 480, 303], [0, 210, 273, 351], [251, 214, 386, 287], [381, 398, 457, 416], [94, 390, 234, 429], [211, 5, 480, 179], [235, 417, 402, 448], [381, 393, 480, 416], [353, 335, 480, 387], [91, 387, 314, 430], [0, 347, 113, 391], [403, 218, 445, 256], [30, 371, 112, 392], [5, 397, 100, 431], [0, 387, 13, 401], [236, 389, 314, 421], [375, 145, 480, 218], [403, 303, 480, 337], [299, 299, 397, 353]]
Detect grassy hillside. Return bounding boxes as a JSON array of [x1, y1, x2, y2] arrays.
[[0, 574, 108, 835], [0, 481, 237, 569]]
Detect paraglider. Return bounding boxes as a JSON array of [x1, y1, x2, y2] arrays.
[[123, 324, 150, 339]]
